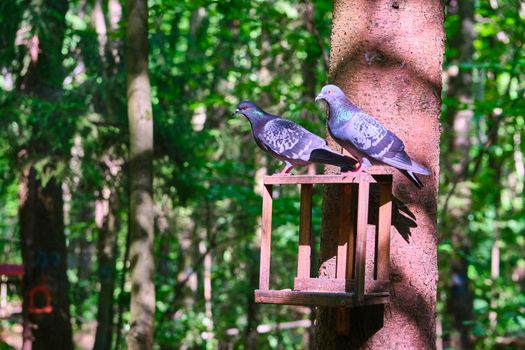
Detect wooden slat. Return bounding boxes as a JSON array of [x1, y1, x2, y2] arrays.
[[366, 279, 390, 294], [355, 181, 370, 302], [294, 277, 389, 294], [336, 184, 353, 280], [263, 173, 390, 185], [255, 289, 389, 307], [346, 186, 357, 281], [377, 182, 392, 281], [336, 184, 357, 336], [336, 309, 351, 336], [259, 184, 273, 290], [297, 184, 313, 278]]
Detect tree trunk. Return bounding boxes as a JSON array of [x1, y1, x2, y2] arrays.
[[94, 188, 120, 350], [91, 1, 123, 346], [316, 1, 443, 348], [125, 0, 155, 348], [244, 246, 260, 350], [487, 111, 502, 332], [114, 220, 131, 350], [442, 1, 475, 348], [19, 168, 73, 350], [16, 0, 72, 348]]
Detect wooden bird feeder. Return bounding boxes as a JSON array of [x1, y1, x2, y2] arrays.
[[254, 173, 392, 308]]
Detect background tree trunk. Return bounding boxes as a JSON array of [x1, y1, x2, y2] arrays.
[[442, 0, 475, 348], [94, 187, 120, 350], [316, 0, 443, 348], [19, 169, 73, 350], [16, 0, 73, 348], [125, 0, 155, 348]]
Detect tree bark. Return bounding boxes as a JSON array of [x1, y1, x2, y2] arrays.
[[125, 0, 155, 348], [91, 1, 123, 347], [19, 168, 73, 350], [316, 0, 443, 348], [16, 0, 73, 348], [94, 187, 120, 350]]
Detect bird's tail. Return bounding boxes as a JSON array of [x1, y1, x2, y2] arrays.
[[409, 159, 431, 176], [401, 170, 424, 189], [309, 148, 358, 172]]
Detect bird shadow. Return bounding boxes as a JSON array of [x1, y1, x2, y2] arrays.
[[392, 196, 417, 243], [368, 183, 417, 244]]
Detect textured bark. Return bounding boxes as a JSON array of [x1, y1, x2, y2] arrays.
[[114, 221, 131, 350], [125, 0, 155, 348], [316, 1, 443, 348], [19, 168, 73, 350], [16, 0, 73, 348], [91, 1, 123, 347], [94, 189, 120, 350]]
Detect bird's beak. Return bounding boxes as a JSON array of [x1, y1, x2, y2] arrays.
[[232, 108, 240, 116], [315, 94, 323, 102]]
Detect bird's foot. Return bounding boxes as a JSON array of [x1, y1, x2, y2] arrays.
[[275, 165, 295, 176], [341, 163, 365, 176]]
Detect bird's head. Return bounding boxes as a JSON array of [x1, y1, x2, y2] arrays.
[[234, 100, 264, 120], [315, 84, 346, 104]]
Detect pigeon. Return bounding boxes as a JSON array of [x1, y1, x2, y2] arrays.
[[315, 84, 431, 188], [234, 100, 357, 174]]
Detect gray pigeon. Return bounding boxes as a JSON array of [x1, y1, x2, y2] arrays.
[[315, 84, 430, 188], [234, 100, 357, 174]]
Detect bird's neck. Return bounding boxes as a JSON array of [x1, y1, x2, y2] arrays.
[[329, 98, 358, 126], [247, 111, 273, 128]]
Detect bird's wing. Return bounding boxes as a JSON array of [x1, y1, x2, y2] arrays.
[[344, 112, 430, 175], [259, 118, 326, 161], [343, 112, 397, 155]]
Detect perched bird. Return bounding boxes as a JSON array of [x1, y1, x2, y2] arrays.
[[315, 84, 431, 188], [234, 100, 357, 174]]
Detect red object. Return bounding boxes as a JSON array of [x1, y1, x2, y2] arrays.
[[0, 264, 24, 276], [28, 284, 52, 314]]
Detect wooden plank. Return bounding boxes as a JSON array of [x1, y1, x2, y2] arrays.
[[263, 173, 389, 185], [355, 181, 370, 303], [377, 182, 392, 281], [336, 184, 352, 280], [254, 289, 389, 308], [346, 185, 357, 281], [297, 184, 313, 278], [259, 184, 273, 290], [294, 277, 389, 294], [336, 184, 357, 336]]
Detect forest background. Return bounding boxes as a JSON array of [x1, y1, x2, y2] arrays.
[[0, 0, 524, 349]]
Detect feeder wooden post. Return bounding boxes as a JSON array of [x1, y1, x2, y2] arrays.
[[336, 184, 354, 280], [377, 182, 392, 280], [355, 178, 370, 303], [335, 183, 355, 335], [259, 184, 273, 290], [297, 184, 313, 279]]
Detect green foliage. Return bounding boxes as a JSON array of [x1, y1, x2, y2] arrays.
[[0, 0, 524, 348], [440, 0, 525, 348]]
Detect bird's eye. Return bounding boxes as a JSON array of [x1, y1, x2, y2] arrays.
[[327, 90, 332, 94], [240, 106, 248, 110]]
